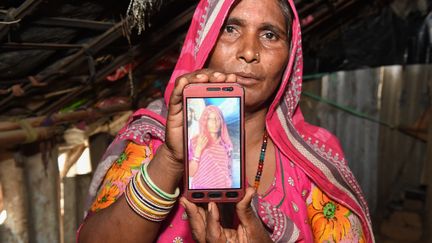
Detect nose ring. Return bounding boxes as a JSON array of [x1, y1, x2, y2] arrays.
[[255, 53, 260, 59]]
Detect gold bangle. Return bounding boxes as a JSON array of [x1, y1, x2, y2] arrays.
[[135, 173, 176, 207], [127, 182, 169, 217], [125, 185, 166, 221]]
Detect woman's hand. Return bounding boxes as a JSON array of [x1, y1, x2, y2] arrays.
[[181, 188, 272, 243], [194, 135, 208, 158], [161, 70, 237, 167], [235, 188, 273, 243], [147, 70, 237, 198]]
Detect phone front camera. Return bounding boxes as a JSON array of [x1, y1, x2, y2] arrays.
[[223, 87, 233, 92]]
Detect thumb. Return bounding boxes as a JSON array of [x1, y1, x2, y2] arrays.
[[236, 187, 257, 226], [206, 202, 224, 241], [180, 197, 206, 243]]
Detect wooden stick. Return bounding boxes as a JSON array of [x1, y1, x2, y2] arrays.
[[0, 127, 62, 147], [0, 104, 131, 147], [0, 103, 131, 132]]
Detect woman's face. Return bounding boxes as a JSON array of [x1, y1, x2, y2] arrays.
[[206, 111, 221, 134], [207, 0, 290, 112]]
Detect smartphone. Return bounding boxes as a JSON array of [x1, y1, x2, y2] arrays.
[[183, 83, 245, 203]]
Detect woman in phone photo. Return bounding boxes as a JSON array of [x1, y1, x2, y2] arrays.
[[78, 0, 374, 242], [188, 105, 233, 190]]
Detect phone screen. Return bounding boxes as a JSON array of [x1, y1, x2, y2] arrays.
[[186, 97, 242, 190]]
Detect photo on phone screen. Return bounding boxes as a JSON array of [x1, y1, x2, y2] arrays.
[[186, 97, 241, 191]]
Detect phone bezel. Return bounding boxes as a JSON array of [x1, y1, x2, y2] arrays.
[[182, 83, 245, 203]]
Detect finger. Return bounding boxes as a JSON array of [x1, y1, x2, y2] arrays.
[[208, 71, 227, 83], [236, 187, 258, 227], [224, 229, 239, 243], [206, 202, 224, 242], [169, 70, 212, 111], [186, 69, 219, 84], [226, 73, 237, 83], [237, 225, 247, 243], [180, 197, 204, 221], [169, 76, 189, 116], [187, 73, 210, 84], [180, 197, 206, 243]]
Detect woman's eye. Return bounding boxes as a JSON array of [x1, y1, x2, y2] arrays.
[[263, 32, 277, 40], [224, 25, 235, 33]]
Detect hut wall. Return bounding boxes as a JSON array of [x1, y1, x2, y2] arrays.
[[89, 133, 113, 172], [377, 66, 428, 210], [63, 133, 111, 243], [22, 143, 61, 243], [301, 65, 430, 215], [63, 174, 91, 243], [317, 68, 380, 214], [0, 153, 29, 243], [425, 105, 432, 240]]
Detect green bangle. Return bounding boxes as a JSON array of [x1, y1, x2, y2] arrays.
[[141, 162, 180, 201]]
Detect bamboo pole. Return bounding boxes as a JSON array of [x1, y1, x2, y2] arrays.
[[63, 174, 91, 243], [0, 103, 130, 132], [0, 127, 63, 148], [60, 145, 86, 179], [0, 153, 29, 243], [22, 143, 60, 243], [0, 104, 131, 148], [62, 177, 78, 243]]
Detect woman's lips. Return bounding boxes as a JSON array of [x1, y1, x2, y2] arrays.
[[234, 72, 260, 86]]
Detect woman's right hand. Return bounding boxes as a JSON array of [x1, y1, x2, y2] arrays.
[[147, 70, 236, 193], [194, 135, 208, 158], [160, 70, 237, 168]]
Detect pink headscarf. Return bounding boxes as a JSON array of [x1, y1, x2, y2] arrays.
[[88, 0, 373, 241], [163, 0, 374, 241], [195, 105, 232, 152]]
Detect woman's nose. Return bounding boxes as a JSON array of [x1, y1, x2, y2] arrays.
[[236, 34, 260, 64]]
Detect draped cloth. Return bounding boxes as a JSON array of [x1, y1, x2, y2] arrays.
[[86, 0, 374, 242], [189, 105, 233, 189]]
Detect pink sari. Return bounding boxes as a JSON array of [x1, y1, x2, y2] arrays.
[[189, 105, 233, 189], [84, 0, 374, 242]]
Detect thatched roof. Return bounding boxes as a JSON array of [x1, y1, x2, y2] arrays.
[[0, 0, 429, 148]]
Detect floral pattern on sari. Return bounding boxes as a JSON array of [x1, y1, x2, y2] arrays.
[[86, 139, 367, 243], [307, 185, 365, 243], [90, 141, 153, 212]]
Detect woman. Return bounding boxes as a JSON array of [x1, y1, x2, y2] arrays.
[[189, 105, 233, 189], [78, 0, 374, 242]]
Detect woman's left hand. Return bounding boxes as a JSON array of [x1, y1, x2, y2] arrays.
[[180, 188, 272, 243]]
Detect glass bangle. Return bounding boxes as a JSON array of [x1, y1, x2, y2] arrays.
[[141, 162, 180, 201]]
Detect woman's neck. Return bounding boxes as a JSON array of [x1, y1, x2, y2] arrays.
[[245, 108, 267, 148], [209, 132, 218, 141]]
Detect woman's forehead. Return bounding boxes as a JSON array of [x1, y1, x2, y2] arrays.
[[208, 112, 218, 117], [227, 0, 287, 31]]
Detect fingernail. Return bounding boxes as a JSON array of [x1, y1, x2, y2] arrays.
[[179, 198, 186, 208], [213, 72, 221, 77], [228, 74, 236, 81], [196, 74, 206, 79]]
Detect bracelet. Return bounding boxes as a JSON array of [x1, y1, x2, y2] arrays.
[[129, 181, 169, 215], [124, 172, 175, 222], [134, 173, 175, 208], [125, 185, 167, 222], [141, 163, 180, 201]]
